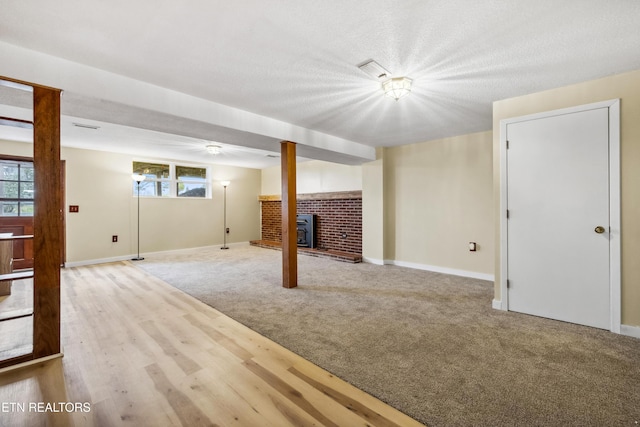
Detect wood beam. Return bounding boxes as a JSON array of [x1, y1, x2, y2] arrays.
[[281, 141, 297, 288], [32, 86, 62, 358]]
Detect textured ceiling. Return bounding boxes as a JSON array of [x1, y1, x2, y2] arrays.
[[1, 1, 640, 166]]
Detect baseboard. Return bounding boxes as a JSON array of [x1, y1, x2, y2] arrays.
[[384, 259, 495, 281], [65, 242, 251, 267], [620, 324, 640, 339], [0, 350, 64, 375], [65, 255, 132, 268], [362, 257, 384, 265]]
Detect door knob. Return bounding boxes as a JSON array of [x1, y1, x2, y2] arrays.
[[594, 226, 606, 234]]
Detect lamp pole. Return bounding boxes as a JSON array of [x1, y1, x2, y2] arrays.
[[132, 174, 146, 260], [221, 181, 230, 249]]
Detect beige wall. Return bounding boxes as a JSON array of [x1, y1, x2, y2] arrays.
[[261, 160, 362, 195], [493, 69, 640, 327], [362, 148, 385, 262], [381, 131, 494, 276], [1, 140, 261, 263]]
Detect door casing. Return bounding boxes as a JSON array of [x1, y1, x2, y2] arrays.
[[498, 99, 621, 333]]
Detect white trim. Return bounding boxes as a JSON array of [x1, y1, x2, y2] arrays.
[[608, 100, 621, 333], [499, 118, 509, 311], [492, 299, 503, 310], [620, 325, 640, 340], [499, 99, 621, 332], [131, 160, 213, 199], [0, 351, 64, 375], [65, 255, 132, 267], [65, 242, 251, 267], [384, 259, 494, 281], [362, 257, 384, 265]]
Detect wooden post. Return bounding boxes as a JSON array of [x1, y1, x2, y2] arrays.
[[281, 141, 297, 288], [32, 86, 62, 358]]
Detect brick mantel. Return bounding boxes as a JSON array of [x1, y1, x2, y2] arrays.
[[258, 190, 362, 202]]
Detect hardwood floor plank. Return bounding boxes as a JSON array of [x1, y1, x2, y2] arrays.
[[139, 320, 202, 376], [184, 313, 254, 361], [0, 262, 425, 427], [244, 358, 341, 427], [145, 363, 218, 427], [289, 365, 404, 427], [203, 342, 322, 427], [289, 358, 425, 427]]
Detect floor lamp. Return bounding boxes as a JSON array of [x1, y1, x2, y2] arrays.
[[221, 180, 230, 249], [132, 174, 146, 261]]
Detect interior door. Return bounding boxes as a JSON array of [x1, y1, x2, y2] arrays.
[[506, 107, 610, 329]]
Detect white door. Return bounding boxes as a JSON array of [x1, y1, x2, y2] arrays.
[[506, 107, 610, 329]]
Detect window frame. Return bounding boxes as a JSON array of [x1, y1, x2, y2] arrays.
[[132, 160, 211, 199], [0, 158, 35, 217]]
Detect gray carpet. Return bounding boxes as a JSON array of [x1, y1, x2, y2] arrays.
[[137, 245, 640, 427]]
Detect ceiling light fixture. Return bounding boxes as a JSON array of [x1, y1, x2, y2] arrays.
[[382, 77, 412, 101], [206, 145, 221, 155]]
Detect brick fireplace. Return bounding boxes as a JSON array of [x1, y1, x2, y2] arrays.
[[254, 190, 362, 262]]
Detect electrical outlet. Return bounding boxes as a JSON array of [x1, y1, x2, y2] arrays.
[[112, 235, 118, 243], [226, 227, 230, 234]]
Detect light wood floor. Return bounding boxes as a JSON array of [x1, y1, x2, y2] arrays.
[[0, 261, 425, 426]]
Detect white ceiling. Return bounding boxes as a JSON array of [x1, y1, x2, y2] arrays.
[[1, 1, 640, 167]]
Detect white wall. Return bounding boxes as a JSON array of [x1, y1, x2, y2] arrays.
[[1, 140, 261, 264], [261, 160, 362, 195]]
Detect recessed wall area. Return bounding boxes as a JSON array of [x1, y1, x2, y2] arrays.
[[254, 191, 362, 262]]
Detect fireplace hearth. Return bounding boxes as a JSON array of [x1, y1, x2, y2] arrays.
[[296, 214, 315, 248]]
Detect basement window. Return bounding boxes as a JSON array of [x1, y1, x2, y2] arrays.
[[132, 161, 210, 198], [0, 159, 34, 216], [176, 166, 207, 197]]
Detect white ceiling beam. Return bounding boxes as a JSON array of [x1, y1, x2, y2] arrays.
[[0, 41, 375, 163]]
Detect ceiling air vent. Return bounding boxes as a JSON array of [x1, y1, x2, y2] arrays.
[[357, 59, 391, 81], [72, 122, 100, 130]]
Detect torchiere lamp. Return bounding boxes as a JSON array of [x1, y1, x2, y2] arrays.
[[221, 180, 230, 249], [132, 173, 146, 260]]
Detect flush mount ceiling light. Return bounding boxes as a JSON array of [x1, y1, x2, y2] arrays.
[[357, 59, 413, 101], [382, 77, 412, 101], [206, 145, 221, 155]]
